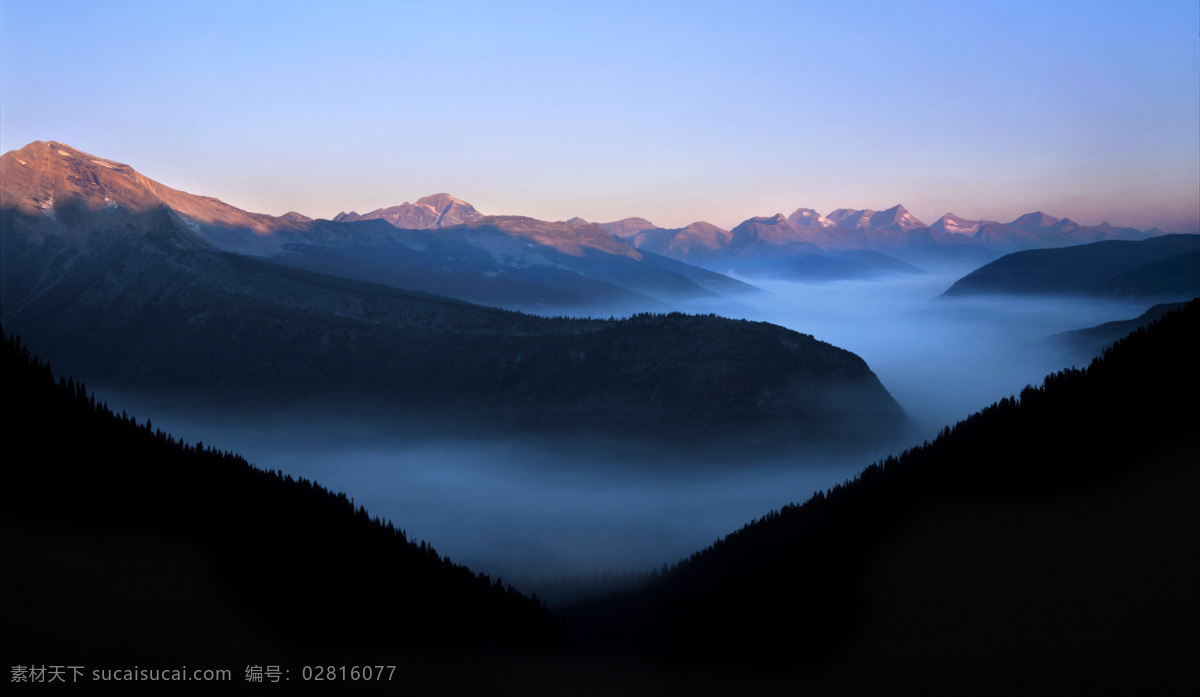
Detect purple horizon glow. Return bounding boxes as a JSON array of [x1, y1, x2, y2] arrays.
[[2, 0, 1197, 233]]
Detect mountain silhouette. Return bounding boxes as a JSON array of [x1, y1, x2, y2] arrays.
[[942, 234, 1200, 299]]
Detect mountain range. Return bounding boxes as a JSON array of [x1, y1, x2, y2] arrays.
[[0, 140, 910, 453], [591, 204, 1164, 279], [0, 141, 754, 315], [6, 140, 1175, 293]]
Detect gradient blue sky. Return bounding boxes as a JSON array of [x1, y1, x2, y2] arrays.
[[3, 0, 1197, 231]]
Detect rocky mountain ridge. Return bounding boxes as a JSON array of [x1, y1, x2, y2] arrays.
[[578, 199, 1166, 281], [4, 138, 1179, 291], [333, 192, 483, 228], [592, 203, 1157, 258], [0, 141, 754, 314]]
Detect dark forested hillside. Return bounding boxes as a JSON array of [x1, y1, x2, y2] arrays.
[[0, 331, 562, 680], [1048, 300, 1189, 364], [941, 233, 1200, 299], [1, 204, 909, 453], [565, 300, 1199, 695], [4, 302, 1195, 695]]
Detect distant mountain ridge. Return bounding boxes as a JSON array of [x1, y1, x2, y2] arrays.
[[1047, 301, 1190, 363], [3, 140, 1176, 288], [587, 207, 929, 280], [709, 206, 1152, 253], [0, 141, 754, 314], [333, 193, 484, 228], [583, 202, 1165, 279]]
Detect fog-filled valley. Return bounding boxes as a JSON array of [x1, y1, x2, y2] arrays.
[[93, 267, 1156, 597], [730, 272, 1154, 435], [5, 0, 1199, 687], [7, 139, 1185, 608], [3, 135, 1196, 693], [7, 0, 1200, 686]]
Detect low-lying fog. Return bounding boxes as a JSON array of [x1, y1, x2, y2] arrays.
[[728, 272, 1149, 437], [100, 268, 1154, 601]]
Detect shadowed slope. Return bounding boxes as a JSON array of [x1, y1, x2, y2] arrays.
[[942, 234, 1200, 299], [564, 300, 1199, 694], [0, 331, 560, 676], [1, 200, 908, 454]]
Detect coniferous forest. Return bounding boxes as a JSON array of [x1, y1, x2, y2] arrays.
[[1, 327, 566, 692], [3, 301, 1197, 694], [565, 299, 1199, 694]]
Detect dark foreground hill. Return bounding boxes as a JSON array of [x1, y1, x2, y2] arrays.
[[564, 300, 1199, 695], [4, 305, 1196, 695], [0, 331, 566, 693], [941, 233, 1200, 299]]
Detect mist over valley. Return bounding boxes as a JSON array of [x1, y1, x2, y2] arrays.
[[5, 140, 1192, 596], [5, 2, 1197, 690], [90, 269, 1162, 591]]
